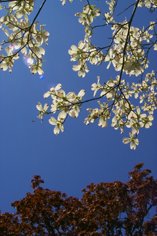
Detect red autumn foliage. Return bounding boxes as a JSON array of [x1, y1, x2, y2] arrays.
[[0, 163, 156, 235]]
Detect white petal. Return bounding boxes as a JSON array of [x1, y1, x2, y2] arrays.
[[58, 111, 67, 121], [55, 83, 62, 91], [54, 126, 60, 135], [71, 45, 77, 52], [44, 91, 50, 98], [49, 117, 57, 125], [78, 89, 85, 98], [36, 103, 42, 111]]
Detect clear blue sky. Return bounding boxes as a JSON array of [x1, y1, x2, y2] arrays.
[[0, 1, 156, 212]]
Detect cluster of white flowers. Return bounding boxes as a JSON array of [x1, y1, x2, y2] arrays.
[[0, 0, 156, 149], [68, 2, 157, 79], [8, 0, 34, 18], [76, 4, 100, 40], [37, 84, 85, 134], [85, 102, 110, 128], [67, 4, 102, 77], [105, 23, 154, 76], [89, 72, 157, 150], [69, 41, 103, 77], [36, 0, 157, 149], [138, 0, 157, 8], [0, 0, 49, 74], [105, 0, 116, 23]]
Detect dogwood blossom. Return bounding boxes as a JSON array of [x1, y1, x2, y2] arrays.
[[0, 0, 156, 149], [0, 1, 49, 74], [36, 0, 157, 149]]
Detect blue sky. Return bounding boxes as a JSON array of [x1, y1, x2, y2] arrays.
[[0, 0, 156, 212]]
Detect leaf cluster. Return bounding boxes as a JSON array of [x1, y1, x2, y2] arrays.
[[0, 164, 157, 235]]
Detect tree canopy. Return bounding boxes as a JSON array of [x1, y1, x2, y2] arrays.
[[0, 0, 157, 149], [0, 163, 157, 235]]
